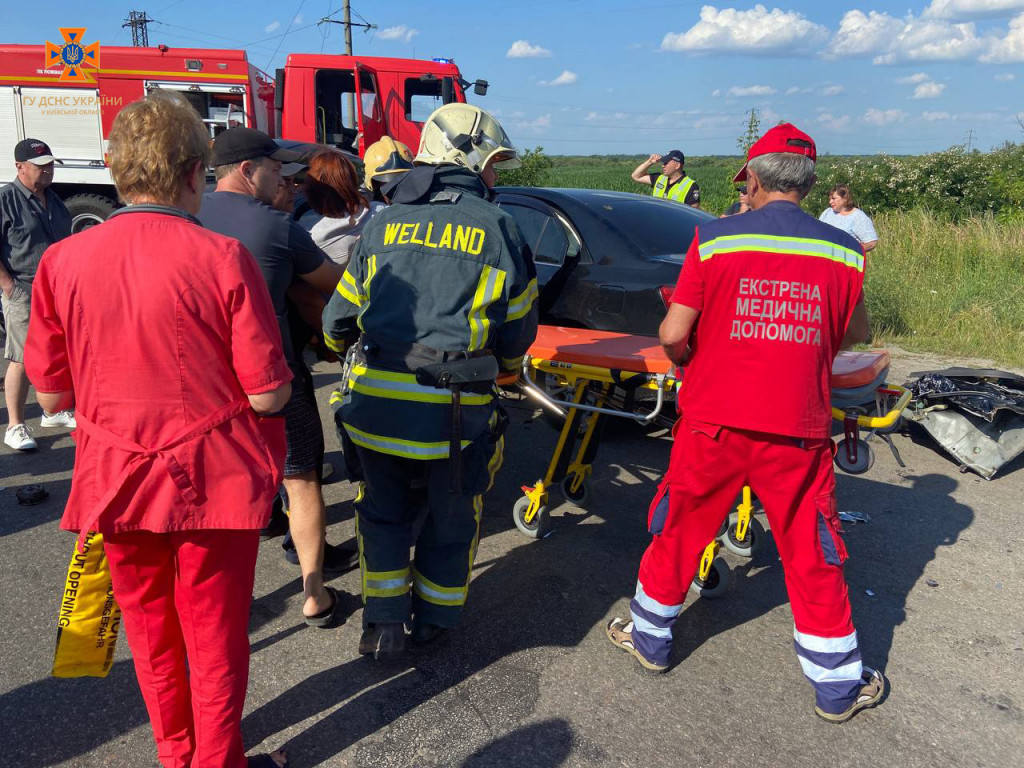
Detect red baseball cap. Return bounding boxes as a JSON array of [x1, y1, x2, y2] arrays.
[[733, 123, 816, 183]]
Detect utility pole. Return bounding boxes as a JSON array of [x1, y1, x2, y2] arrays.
[[317, 3, 376, 128], [964, 129, 975, 153], [123, 10, 152, 48]]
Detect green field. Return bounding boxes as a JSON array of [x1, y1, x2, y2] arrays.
[[499, 151, 1024, 367]]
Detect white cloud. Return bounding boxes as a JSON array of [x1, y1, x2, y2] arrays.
[[831, 9, 991, 63], [982, 13, 1024, 61], [539, 70, 577, 86], [378, 25, 419, 43], [924, 0, 1024, 20], [822, 84, 845, 96], [862, 107, 909, 125], [506, 40, 552, 58], [995, 71, 1017, 79], [265, 21, 280, 33], [785, 86, 800, 95], [294, 13, 303, 25], [585, 111, 599, 121], [661, 5, 829, 54], [817, 112, 851, 131], [923, 110, 953, 120], [831, 10, 906, 56], [727, 84, 776, 97], [897, 72, 932, 84], [711, 89, 722, 97], [913, 81, 947, 98]]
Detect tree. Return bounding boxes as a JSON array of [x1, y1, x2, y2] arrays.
[[496, 147, 552, 187], [737, 108, 761, 155]]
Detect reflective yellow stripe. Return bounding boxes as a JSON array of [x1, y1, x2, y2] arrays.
[[365, 566, 411, 598], [413, 569, 467, 606], [698, 234, 864, 271], [363, 254, 378, 301], [336, 269, 366, 307], [344, 423, 470, 460], [506, 277, 538, 321], [467, 266, 506, 351], [324, 332, 347, 353], [348, 365, 492, 405], [500, 355, 524, 371]]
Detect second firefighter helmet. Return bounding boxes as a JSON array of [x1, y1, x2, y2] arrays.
[[363, 136, 414, 184], [414, 103, 521, 173]]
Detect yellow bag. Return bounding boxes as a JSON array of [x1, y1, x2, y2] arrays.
[[51, 531, 122, 678]]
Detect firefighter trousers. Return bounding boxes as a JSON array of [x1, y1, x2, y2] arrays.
[[630, 419, 864, 716], [352, 431, 504, 628]]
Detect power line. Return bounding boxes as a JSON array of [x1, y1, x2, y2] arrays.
[[266, 0, 309, 70], [317, 1, 377, 55]]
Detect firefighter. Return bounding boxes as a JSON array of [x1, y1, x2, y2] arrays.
[[630, 149, 701, 208], [607, 124, 885, 724], [362, 136, 414, 206], [323, 103, 538, 659]]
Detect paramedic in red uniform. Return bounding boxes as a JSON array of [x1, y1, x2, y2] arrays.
[[24, 91, 291, 767], [606, 123, 885, 724]]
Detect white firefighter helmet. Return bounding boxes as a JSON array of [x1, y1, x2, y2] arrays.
[[414, 103, 521, 173]]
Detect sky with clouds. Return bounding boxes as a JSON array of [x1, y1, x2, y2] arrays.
[[5, 0, 1024, 155]]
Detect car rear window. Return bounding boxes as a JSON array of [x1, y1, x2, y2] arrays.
[[587, 198, 707, 262]]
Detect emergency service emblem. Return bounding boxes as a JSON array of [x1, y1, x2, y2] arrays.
[[45, 28, 100, 83]]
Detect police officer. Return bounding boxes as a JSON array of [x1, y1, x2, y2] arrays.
[[630, 149, 700, 208], [607, 124, 884, 724], [323, 103, 538, 659]]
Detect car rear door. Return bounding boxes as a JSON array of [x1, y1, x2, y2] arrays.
[[497, 195, 584, 321]]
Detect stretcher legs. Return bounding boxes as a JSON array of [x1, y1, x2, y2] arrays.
[[689, 486, 767, 599], [513, 382, 612, 537]]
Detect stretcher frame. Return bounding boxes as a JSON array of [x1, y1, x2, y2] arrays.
[[511, 327, 913, 595]]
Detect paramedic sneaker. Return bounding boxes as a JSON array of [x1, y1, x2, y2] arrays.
[[814, 667, 886, 724], [5, 423, 38, 451], [40, 410, 77, 429]]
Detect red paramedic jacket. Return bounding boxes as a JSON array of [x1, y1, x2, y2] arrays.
[[672, 200, 865, 439]]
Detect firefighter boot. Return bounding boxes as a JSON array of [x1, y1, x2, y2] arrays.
[[359, 623, 407, 661]]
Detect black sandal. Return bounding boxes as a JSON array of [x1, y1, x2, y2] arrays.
[[247, 751, 289, 767], [304, 586, 341, 628]]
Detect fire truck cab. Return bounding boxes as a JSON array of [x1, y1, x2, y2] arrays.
[[0, 43, 486, 232], [275, 54, 486, 157]]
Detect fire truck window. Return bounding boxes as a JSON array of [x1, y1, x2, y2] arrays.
[[176, 90, 246, 138], [405, 78, 442, 123], [314, 69, 377, 154]]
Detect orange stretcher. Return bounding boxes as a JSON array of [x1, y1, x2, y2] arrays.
[[511, 326, 912, 545]]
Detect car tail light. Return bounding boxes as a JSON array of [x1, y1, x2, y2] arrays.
[[659, 285, 674, 308]]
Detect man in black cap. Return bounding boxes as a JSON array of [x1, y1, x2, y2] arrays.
[[630, 149, 701, 208], [199, 127, 354, 627], [1, 138, 73, 452]]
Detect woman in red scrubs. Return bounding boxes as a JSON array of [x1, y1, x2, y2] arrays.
[[26, 91, 293, 768]]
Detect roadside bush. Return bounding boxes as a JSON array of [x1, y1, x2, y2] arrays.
[[497, 147, 553, 187]]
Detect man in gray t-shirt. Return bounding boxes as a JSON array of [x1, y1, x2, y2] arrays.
[[1, 139, 73, 451]]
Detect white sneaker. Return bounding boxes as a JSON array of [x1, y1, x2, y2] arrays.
[[40, 410, 77, 429], [5, 424, 38, 451]]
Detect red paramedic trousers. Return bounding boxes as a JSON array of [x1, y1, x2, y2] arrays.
[[104, 529, 260, 768], [631, 419, 863, 714]]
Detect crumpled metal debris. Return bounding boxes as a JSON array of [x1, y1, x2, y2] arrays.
[[839, 510, 871, 524], [907, 368, 1024, 479]]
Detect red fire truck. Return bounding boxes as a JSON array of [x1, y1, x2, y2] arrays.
[[0, 43, 487, 231]]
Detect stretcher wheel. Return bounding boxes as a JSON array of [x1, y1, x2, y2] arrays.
[[722, 515, 765, 558], [690, 558, 730, 600], [560, 475, 590, 506], [513, 496, 549, 539], [834, 438, 874, 475]]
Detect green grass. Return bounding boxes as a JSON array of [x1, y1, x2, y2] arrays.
[[535, 156, 1024, 368]]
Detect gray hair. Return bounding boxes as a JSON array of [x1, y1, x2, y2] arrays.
[[747, 153, 816, 197]]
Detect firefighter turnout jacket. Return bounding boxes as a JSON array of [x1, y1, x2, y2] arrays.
[[322, 166, 539, 461]]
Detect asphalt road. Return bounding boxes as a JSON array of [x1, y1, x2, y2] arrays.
[[1, 351, 1022, 768]]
